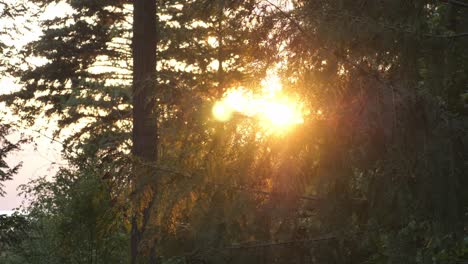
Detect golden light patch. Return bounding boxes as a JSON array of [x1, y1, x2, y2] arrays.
[[212, 75, 306, 134]]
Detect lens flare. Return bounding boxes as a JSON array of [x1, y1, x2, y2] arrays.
[[212, 101, 232, 122], [212, 76, 306, 134]]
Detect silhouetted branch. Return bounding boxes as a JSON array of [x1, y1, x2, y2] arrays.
[[440, 0, 468, 8], [224, 233, 336, 250], [432, 32, 468, 38]]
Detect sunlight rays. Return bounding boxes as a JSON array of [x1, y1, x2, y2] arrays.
[[212, 75, 305, 134]]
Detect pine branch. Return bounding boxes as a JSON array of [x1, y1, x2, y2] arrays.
[[207, 182, 320, 201], [140, 161, 367, 203], [263, 0, 395, 90]]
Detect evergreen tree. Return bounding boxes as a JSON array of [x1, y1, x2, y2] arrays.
[[257, 0, 468, 262], [1, 0, 273, 261], [2, 0, 466, 263], [130, 0, 158, 262]]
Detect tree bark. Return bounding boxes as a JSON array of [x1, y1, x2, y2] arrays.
[[131, 0, 157, 263]]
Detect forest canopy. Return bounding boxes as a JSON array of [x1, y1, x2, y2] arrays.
[[0, 0, 467, 263]]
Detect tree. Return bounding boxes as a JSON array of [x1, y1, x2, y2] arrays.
[[1, 0, 272, 261], [0, 213, 29, 264], [6, 157, 130, 264], [129, 1, 272, 261], [257, 0, 468, 262], [2, 0, 465, 263], [130, 0, 158, 262], [0, 0, 27, 197], [1, 0, 132, 156]]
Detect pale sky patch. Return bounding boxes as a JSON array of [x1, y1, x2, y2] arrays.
[[0, 1, 72, 210]]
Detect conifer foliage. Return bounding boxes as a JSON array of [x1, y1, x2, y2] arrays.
[[0, 0, 466, 263]]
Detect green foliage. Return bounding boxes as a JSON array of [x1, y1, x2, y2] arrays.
[[0, 213, 29, 257], [6, 159, 130, 264], [265, 0, 468, 263], [0, 0, 466, 263]]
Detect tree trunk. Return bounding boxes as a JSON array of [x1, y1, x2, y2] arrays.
[[131, 0, 157, 263]]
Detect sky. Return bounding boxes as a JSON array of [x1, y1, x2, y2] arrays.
[[1, 132, 62, 211], [0, 1, 72, 211]]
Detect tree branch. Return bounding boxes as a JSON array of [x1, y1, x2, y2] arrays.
[[224, 233, 336, 250], [440, 0, 468, 8]]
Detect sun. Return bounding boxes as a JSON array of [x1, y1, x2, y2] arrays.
[[212, 75, 305, 134], [212, 101, 232, 122]]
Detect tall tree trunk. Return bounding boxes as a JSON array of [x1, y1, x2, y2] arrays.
[[131, 0, 157, 263]]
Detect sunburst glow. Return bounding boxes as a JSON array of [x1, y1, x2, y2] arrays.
[[212, 75, 305, 134]]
